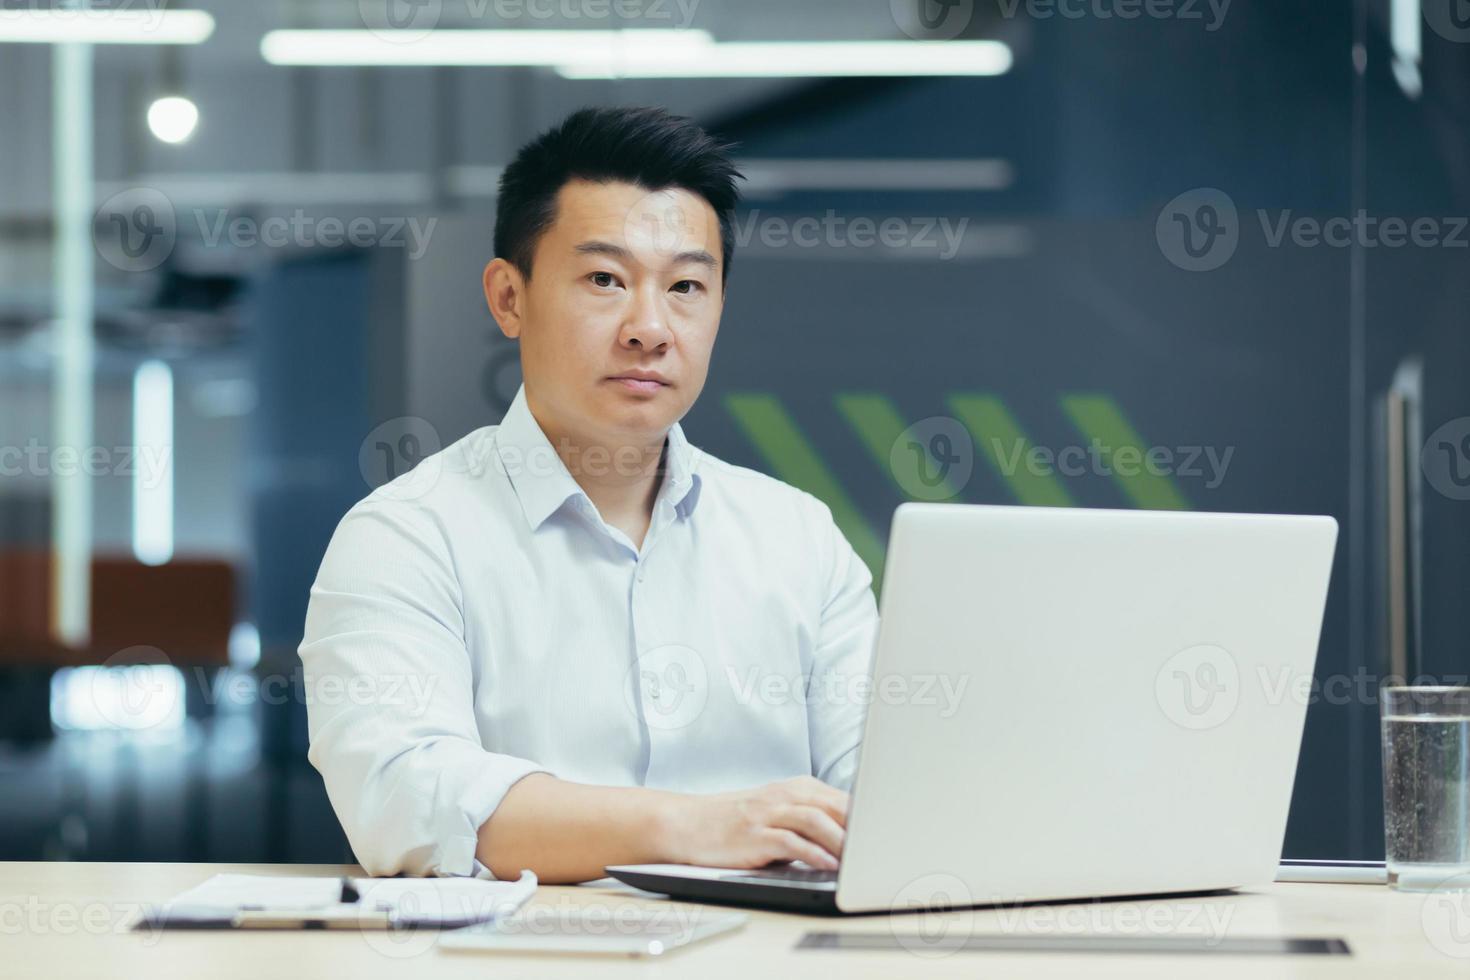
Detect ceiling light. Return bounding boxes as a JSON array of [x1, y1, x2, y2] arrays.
[[147, 95, 199, 144], [261, 28, 713, 66], [0, 9, 214, 44]]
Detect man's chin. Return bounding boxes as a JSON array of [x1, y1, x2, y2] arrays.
[[597, 386, 683, 433]]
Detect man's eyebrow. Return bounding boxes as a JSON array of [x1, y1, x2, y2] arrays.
[[574, 240, 633, 262], [574, 240, 719, 270]]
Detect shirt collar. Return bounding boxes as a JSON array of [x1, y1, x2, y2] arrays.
[[494, 385, 702, 531]]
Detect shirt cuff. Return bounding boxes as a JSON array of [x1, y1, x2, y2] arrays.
[[440, 758, 552, 879]]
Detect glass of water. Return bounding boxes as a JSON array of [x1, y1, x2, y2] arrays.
[[1381, 686, 1470, 891]]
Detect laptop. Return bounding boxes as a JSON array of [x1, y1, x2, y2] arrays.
[[608, 503, 1338, 914]]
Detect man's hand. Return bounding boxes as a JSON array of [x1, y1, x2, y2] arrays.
[[659, 776, 850, 871], [481, 774, 849, 882]]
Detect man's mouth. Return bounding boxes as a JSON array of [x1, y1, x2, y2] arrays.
[[607, 372, 670, 394]]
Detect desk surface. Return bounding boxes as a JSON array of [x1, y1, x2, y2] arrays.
[[3, 862, 1465, 978]]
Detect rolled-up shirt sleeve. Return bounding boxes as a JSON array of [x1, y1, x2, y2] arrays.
[[299, 495, 548, 877], [803, 497, 880, 793]]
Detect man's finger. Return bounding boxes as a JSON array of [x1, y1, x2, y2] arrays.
[[772, 803, 845, 859]]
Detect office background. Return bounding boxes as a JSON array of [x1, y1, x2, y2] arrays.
[[1, 0, 1467, 864]]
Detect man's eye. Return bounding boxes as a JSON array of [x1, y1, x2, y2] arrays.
[[589, 272, 617, 288], [671, 279, 703, 294]]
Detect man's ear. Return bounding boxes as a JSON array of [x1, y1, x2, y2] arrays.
[[483, 257, 525, 340]]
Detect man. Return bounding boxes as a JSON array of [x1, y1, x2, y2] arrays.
[[301, 106, 878, 882]]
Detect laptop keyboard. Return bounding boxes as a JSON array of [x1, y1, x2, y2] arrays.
[[719, 866, 839, 886]]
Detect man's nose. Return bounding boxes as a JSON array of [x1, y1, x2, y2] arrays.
[[620, 285, 672, 351]]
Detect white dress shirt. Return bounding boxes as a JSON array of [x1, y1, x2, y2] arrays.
[[300, 386, 879, 877]]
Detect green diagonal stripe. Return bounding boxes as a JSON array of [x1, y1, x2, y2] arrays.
[[835, 393, 964, 501], [724, 393, 886, 586], [1060, 394, 1191, 510], [948, 394, 1075, 507]]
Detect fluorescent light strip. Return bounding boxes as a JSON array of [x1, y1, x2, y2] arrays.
[[132, 359, 174, 567], [259, 31, 1011, 77], [0, 9, 214, 45], [557, 41, 1013, 78], [261, 28, 713, 66], [739, 158, 1014, 193]]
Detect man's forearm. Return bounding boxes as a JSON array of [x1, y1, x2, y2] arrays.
[[477, 773, 684, 883]]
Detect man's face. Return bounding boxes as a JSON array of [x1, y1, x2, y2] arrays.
[[487, 178, 725, 446]]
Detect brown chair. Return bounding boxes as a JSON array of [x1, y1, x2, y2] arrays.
[[0, 550, 235, 667]]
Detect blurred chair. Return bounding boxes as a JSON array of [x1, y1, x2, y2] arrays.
[[0, 550, 235, 860], [0, 550, 234, 668]]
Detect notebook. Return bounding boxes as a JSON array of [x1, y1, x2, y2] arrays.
[[140, 870, 538, 930]]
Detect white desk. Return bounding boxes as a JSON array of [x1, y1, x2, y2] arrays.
[[3, 862, 1465, 978]]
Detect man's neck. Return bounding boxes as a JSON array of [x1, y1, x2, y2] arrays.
[[528, 399, 668, 548]]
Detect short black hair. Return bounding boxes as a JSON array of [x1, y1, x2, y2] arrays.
[[494, 105, 743, 285]]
